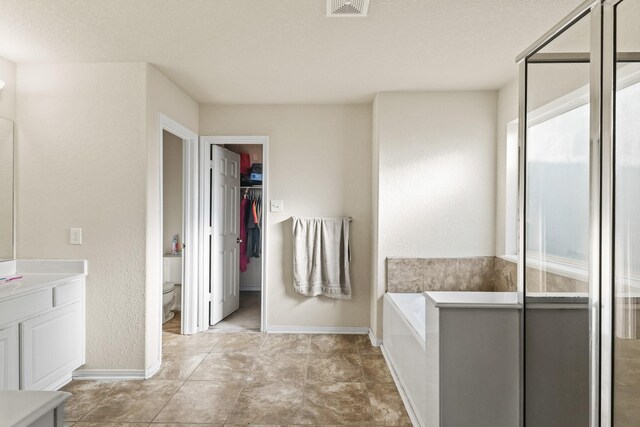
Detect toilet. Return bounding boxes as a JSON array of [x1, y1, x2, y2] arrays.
[[162, 255, 182, 324], [162, 281, 175, 324]]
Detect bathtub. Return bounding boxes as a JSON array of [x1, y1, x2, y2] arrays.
[[383, 293, 427, 426], [383, 291, 520, 427]]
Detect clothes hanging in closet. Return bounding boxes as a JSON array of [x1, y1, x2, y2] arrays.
[[243, 189, 262, 262], [248, 195, 261, 258], [239, 196, 250, 272]]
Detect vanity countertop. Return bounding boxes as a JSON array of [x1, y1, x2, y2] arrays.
[[0, 390, 71, 427], [0, 260, 87, 302]]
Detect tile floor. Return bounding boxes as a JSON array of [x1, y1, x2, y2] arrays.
[[210, 291, 261, 331], [62, 330, 411, 426]]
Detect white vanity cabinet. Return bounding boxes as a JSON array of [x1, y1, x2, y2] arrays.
[[0, 260, 87, 391], [0, 325, 19, 390]]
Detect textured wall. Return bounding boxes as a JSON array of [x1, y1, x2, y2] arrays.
[[145, 64, 199, 371], [200, 104, 372, 330], [16, 63, 148, 369], [371, 91, 499, 339]]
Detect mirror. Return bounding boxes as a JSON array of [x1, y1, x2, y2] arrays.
[[0, 117, 14, 260]]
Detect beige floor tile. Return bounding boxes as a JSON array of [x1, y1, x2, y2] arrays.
[[306, 353, 364, 383], [81, 380, 183, 423], [73, 423, 149, 427], [294, 382, 374, 425], [309, 335, 359, 354], [153, 353, 207, 380], [210, 331, 266, 353], [64, 423, 75, 427], [61, 381, 121, 421], [210, 291, 261, 331], [153, 380, 242, 424], [361, 354, 394, 383], [150, 424, 223, 427], [188, 353, 256, 382], [249, 353, 308, 383], [162, 333, 178, 347], [162, 311, 181, 335], [366, 382, 412, 426], [226, 382, 304, 425], [162, 333, 220, 354], [261, 334, 310, 353], [355, 335, 382, 355]]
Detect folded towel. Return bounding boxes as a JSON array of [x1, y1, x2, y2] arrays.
[[292, 217, 351, 300]]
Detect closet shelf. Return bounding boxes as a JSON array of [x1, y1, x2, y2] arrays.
[[241, 185, 262, 189]]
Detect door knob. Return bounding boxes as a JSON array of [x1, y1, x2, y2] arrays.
[[237, 238, 242, 243]]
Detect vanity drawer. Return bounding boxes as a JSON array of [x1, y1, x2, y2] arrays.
[[0, 289, 51, 326], [53, 279, 83, 307]]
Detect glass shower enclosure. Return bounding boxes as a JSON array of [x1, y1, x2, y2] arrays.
[[517, 0, 640, 425]]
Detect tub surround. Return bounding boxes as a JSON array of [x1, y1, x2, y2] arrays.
[[0, 259, 86, 391], [383, 291, 520, 427], [387, 256, 516, 293], [388, 256, 587, 294]]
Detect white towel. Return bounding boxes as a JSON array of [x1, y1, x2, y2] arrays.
[[292, 217, 351, 300]]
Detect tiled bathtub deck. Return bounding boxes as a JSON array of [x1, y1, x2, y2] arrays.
[[62, 331, 411, 426]]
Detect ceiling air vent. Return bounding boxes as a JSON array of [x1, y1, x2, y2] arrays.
[[326, 0, 370, 17]]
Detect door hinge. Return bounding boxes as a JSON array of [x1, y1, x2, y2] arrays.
[[209, 160, 215, 169]]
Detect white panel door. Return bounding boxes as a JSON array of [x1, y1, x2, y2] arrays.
[[210, 145, 241, 325], [0, 325, 19, 390], [20, 302, 83, 390]]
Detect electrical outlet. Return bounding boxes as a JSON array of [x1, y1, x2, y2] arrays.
[[70, 228, 82, 245], [270, 200, 283, 212]]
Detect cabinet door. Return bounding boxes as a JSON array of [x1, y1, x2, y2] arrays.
[[21, 302, 83, 390], [0, 325, 19, 390]]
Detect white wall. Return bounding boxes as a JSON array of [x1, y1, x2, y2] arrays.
[[145, 64, 199, 372], [495, 77, 518, 256], [200, 104, 372, 330], [0, 56, 16, 121], [162, 131, 183, 254], [16, 63, 148, 369], [0, 55, 16, 260], [15, 62, 198, 372], [371, 91, 498, 338]]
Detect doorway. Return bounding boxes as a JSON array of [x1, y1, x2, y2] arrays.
[[200, 136, 268, 332], [161, 130, 184, 340]]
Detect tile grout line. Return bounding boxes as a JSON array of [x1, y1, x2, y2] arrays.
[[221, 332, 265, 424]]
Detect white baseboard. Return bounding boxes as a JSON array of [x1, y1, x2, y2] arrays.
[[72, 369, 146, 381], [369, 329, 382, 346], [145, 359, 162, 379], [240, 286, 261, 292], [266, 326, 369, 334], [380, 345, 422, 427]]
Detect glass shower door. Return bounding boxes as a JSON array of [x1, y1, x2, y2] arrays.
[[522, 11, 592, 427], [612, 0, 640, 424]]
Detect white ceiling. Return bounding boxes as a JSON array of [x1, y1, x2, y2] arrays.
[[0, 0, 580, 104]]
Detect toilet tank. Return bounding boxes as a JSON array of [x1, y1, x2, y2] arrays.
[[163, 256, 182, 284]]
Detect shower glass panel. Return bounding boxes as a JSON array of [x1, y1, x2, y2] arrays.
[[524, 11, 591, 427], [613, 0, 640, 424]]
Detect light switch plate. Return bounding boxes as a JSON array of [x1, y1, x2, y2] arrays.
[[270, 200, 283, 212], [70, 228, 82, 245]]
